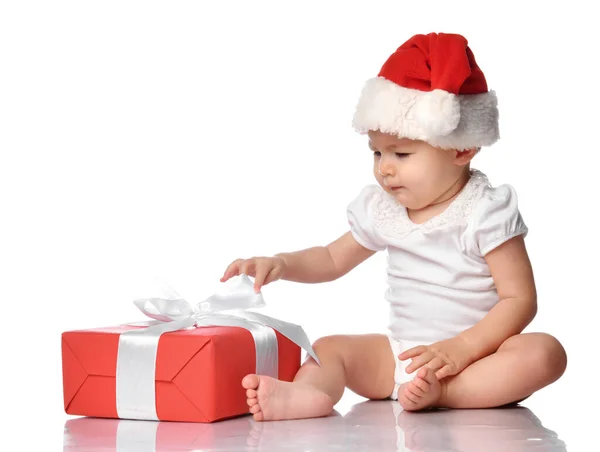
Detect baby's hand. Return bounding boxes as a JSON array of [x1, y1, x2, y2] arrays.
[[221, 256, 287, 293], [398, 335, 478, 380]]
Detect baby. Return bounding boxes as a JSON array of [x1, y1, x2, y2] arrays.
[[221, 32, 567, 421]]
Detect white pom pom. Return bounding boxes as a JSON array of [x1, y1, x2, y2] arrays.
[[413, 89, 461, 136]]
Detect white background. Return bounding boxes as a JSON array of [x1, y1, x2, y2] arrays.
[[1, 1, 598, 450]]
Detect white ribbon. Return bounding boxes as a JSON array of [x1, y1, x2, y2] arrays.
[[115, 274, 319, 421]]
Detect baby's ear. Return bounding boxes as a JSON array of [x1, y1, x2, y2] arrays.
[[454, 147, 478, 166]]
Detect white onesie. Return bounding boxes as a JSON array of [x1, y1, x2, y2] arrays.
[[346, 169, 528, 397]]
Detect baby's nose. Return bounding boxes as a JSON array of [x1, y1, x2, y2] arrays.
[[379, 155, 395, 176]]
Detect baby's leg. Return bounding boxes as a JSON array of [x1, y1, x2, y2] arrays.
[[437, 333, 567, 409], [242, 334, 396, 421]]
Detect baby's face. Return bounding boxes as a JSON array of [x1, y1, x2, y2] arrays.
[[367, 130, 469, 210]]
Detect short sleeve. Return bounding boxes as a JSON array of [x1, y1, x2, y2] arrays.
[[347, 185, 387, 252], [471, 184, 528, 256]]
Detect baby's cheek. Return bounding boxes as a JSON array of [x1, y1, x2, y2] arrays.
[[373, 170, 384, 185]]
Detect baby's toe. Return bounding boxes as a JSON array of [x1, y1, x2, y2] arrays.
[[250, 403, 261, 414], [412, 375, 430, 392], [247, 397, 259, 407], [242, 374, 260, 390], [417, 367, 429, 379], [403, 387, 419, 404], [407, 382, 425, 397], [400, 391, 417, 408], [246, 388, 257, 398], [420, 367, 438, 384]]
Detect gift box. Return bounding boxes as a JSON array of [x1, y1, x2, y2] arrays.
[[62, 275, 318, 423]]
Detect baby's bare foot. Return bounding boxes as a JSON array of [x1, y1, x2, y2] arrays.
[[398, 367, 443, 411], [242, 374, 334, 421]]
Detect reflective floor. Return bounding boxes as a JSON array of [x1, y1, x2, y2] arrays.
[[63, 397, 568, 451]]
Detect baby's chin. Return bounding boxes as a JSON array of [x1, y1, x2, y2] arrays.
[[378, 184, 428, 210], [390, 191, 428, 211], [388, 190, 412, 208]]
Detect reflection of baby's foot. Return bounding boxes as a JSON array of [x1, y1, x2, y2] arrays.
[[246, 421, 263, 448], [246, 410, 343, 449], [242, 374, 334, 421], [398, 367, 442, 411]]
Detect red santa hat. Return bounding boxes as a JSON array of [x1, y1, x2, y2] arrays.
[[352, 32, 499, 150]]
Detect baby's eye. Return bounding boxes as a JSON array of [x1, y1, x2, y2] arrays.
[[373, 151, 381, 157], [395, 153, 409, 158]]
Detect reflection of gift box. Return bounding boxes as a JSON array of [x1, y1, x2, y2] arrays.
[[62, 325, 300, 422], [62, 275, 317, 423], [63, 415, 257, 450]]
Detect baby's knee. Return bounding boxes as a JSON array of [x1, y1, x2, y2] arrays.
[[531, 333, 567, 380], [312, 335, 346, 353], [311, 335, 354, 364]]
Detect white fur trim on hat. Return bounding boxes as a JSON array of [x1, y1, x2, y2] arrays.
[[352, 77, 499, 150]]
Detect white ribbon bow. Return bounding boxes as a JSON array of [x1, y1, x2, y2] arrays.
[[115, 274, 319, 421]]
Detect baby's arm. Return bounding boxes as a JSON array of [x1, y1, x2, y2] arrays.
[[459, 235, 538, 360], [277, 231, 377, 283], [223, 232, 376, 291]]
